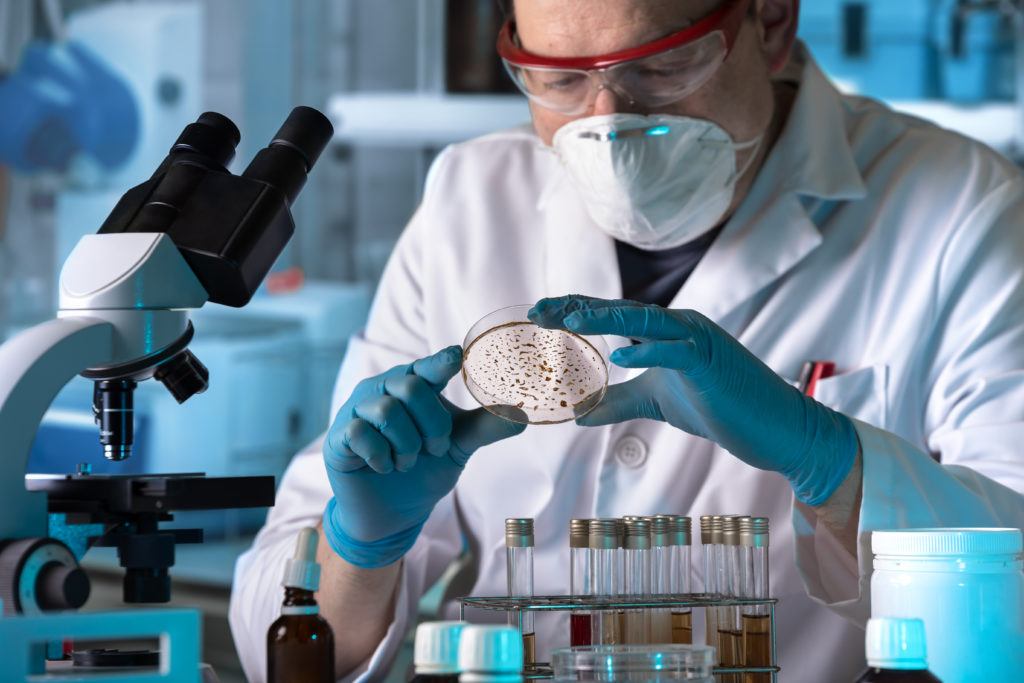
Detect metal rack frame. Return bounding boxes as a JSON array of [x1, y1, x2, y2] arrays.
[[459, 594, 780, 681]]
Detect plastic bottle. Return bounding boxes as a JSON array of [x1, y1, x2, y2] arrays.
[[871, 528, 1022, 681], [458, 625, 523, 683], [411, 621, 466, 682], [266, 528, 335, 683], [854, 618, 942, 682]]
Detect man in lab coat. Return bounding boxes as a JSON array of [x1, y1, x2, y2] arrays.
[[230, 0, 1024, 680]]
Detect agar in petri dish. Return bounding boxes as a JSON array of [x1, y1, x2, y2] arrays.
[[462, 305, 609, 425]]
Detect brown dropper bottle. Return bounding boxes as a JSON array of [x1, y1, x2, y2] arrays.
[[267, 527, 335, 683]]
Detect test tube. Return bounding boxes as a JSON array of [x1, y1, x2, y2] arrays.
[[647, 516, 672, 643], [622, 517, 652, 644], [505, 518, 535, 668], [740, 517, 771, 683], [589, 518, 620, 645], [700, 515, 720, 651], [569, 518, 592, 646], [719, 516, 749, 683], [615, 518, 627, 639], [668, 515, 693, 644]]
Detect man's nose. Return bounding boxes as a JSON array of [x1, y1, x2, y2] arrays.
[[590, 85, 640, 116]]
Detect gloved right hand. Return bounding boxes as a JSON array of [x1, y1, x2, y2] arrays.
[[322, 345, 526, 568]]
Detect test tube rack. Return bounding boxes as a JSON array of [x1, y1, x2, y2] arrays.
[[459, 593, 780, 681]]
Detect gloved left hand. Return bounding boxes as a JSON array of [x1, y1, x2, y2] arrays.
[[529, 295, 859, 506]]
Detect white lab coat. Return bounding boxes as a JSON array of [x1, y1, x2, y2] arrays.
[[230, 50, 1024, 682]]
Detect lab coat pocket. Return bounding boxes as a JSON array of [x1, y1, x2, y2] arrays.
[[811, 364, 890, 432]]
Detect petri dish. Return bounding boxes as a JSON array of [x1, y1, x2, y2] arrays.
[[462, 305, 609, 425], [551, 644, 717, 681]]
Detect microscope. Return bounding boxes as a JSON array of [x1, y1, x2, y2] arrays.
[[0, 106, 333, 681]]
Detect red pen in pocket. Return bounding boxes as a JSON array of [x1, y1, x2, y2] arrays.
[[798, 361, 835, 397]]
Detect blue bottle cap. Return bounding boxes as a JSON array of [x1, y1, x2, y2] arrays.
[[866, 617, 929, 670]]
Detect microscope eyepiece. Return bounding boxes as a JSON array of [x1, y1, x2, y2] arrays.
[[269, 105, 334, 171], [168, 111, 241, 170], [242, 106, 334, 206]]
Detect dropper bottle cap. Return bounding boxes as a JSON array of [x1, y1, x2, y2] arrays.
[[414, 621, 466, 674], [458, 625, 523, 680], [865, 617, 929, 670], [282, 527, 320, 591]]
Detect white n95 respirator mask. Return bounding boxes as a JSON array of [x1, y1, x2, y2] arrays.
[[552, 113, 761, 250]]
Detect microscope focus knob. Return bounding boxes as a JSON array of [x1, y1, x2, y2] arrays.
[[0, 537, 90, 614], [37, 562, 90, 611]]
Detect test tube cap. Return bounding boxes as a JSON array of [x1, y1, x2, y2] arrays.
[[706, 515, 726, 545], [623, 518, 652, 550], [458, 625, 524, 675], [648, 516, 671, 547], [700, 515, 715, 545], [668, 515, 692, 546], [415, 621, 467, 674], [505, 518, 534, 548], [739, 516, 770, 548], [588, 518, 619, 550], [722, 515, 748, 546], [282, 527, 321, 591], [865, 617, 929, 670], [570, 519, 591, 548]]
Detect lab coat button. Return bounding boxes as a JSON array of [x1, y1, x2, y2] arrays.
[[613, 435, 648, 468]]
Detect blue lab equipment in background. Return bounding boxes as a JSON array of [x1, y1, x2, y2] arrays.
[[0, 40, 138, 173], [799, 0, 943, 100], [934, 0, 1016, 103], [799, 0, 1015, 103]]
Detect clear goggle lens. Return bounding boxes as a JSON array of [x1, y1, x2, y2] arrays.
[[503, 31, 728, 115]]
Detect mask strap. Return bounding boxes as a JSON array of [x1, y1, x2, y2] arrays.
[[734, 134, 764, 180]]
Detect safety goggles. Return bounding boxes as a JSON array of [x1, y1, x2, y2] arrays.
[[497, 0, 751, 115]]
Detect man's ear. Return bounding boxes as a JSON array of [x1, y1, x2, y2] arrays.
[[756, 0, 800, 73]]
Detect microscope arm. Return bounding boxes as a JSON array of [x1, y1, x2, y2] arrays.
[[0, 316, 113, 539]]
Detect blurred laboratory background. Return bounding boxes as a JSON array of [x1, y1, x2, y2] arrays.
[[0, 1, 1020, 680]]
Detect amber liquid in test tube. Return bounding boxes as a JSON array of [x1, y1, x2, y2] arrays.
[[647, 516, 673, 643], [569, 519, 592, 646], [669, 515, 693, 644], [718, 516, 748, 683], [700, 515, 720, 652], [505, 518, 535, 668], [740, 517, 771, 683], [622, 518, 652, 644], [589, 519, 620, 645]]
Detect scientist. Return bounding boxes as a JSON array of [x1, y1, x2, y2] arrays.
[[230, 0, 1024, 680]]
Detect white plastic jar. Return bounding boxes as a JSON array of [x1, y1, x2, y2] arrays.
[[871, 528, 1023, 683]]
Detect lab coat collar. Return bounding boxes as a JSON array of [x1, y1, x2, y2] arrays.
[[773, 44, 868, 202], [663, 47, 869, 321]]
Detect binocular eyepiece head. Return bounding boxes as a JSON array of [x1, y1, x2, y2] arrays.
[[167, 106, 332, 207]]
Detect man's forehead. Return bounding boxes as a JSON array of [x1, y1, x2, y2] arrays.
[[512, 0, 726, 58]]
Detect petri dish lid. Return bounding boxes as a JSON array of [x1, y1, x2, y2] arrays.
[[871, 528, 1023, 557], [462, 305, 609, 425], [552, 645, 717, 679]]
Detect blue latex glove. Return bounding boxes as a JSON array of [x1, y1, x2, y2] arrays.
[[322, 345, 526, 568], [529, 295, 859, 506]]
